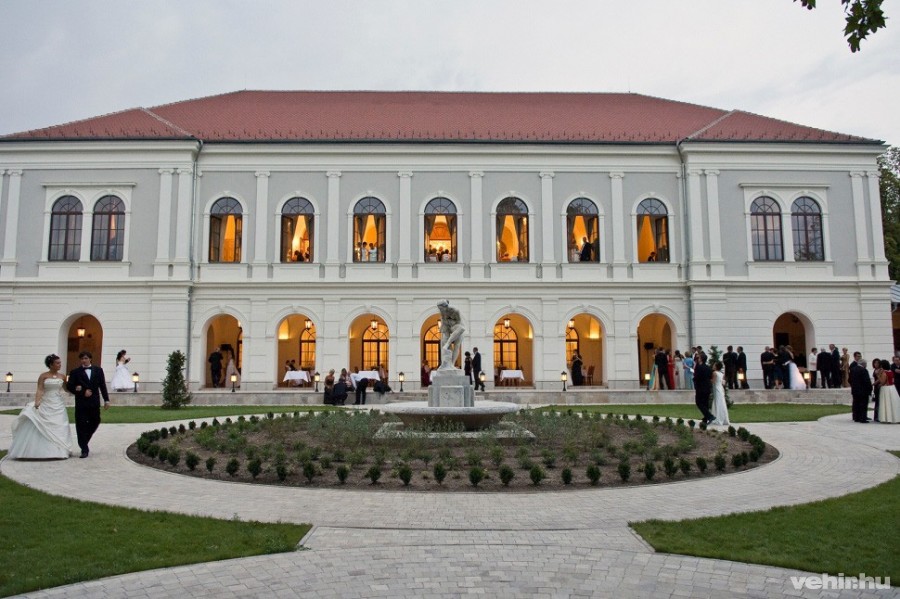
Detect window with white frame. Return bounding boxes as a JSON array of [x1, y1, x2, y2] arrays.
[[424, 197, 457, 262], [90, 195, 125, 261], [791, 196, 824, 261], [353, 197, 386, 263], [750, 196, 783, 261], [496, 197, 529, 262], [49, 196, 83, 261], [209, 197, 243, 263], [636, 198, 669, 262], [281, 197, 315, 263], [566, 197, 599, 263]]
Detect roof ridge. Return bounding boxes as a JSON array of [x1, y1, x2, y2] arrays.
[[140, 107, 195, 138], [682, 110, 737, 142]]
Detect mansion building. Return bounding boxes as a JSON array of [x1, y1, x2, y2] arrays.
[[0, 91, 892, 390]]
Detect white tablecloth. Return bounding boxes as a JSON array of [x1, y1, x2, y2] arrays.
[[283, 371, 310, 383], [499, 369, 525, 381], [350, 371, 380, 386]]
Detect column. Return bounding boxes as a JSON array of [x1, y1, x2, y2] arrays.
[[687, 169, 706, 272], [398, 171, 413, 271], [611, 298, 636, 389], [609, 172, 627, 277], [867, 170, 888, 275], [173, 167, 193, 278], [469, 171, 485, 279], [539, 172, 555, 269], [325, 171, 341, 276], [154, 168, 175, 278], [1, 170, 22, 279], [704, 170, 724, 277], [252, 171, 270, 280], [850, 171, 871, 278]]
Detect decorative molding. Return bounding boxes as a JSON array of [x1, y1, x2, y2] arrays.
[[254, 170, 270, 178], [608, 172, 624, 179], [42, 180, 136, 188], [704, 169, 720, 176], [158, 168, 175, 175], [738, 182, 829, 189], [176, 167, 192, 175], [469, 171, 483, 178], [849, 171, 865, 178], [397, 171, 413, 178], [326, 170, 341, 178], [539, 171, 555, 179]]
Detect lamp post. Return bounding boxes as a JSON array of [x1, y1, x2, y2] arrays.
[[737, 372, 745, 387], [644, 372, 651, 388], [314, 371, 320, 392], [132, 372, 139, 393], [230, 373, 237, 393], [398, 371, 405, 392], [5, 372, 12, 393], [479, 371, 486, 391], [561, 371, 568, 392], [803, 371, 810, 388]]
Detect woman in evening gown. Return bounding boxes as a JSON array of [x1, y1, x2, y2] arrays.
[[110, 349, 132, 392], [709, 362, 730, 426], [785, 346, 806, 390], [876, 358, 900, 423], [8, 354, 73, 459]]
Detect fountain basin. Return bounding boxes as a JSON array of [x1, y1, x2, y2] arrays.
[[380, 400, 520, 431]]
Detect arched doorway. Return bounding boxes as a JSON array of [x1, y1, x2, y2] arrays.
[[420, 315, 441, 375], [566, 314, 604, 386], [66, 315, 103, 372], [349, 315, 389, 373], [493, 314, 533, 385], [773, 312, 809, 366], [206, 315, 242, 387], [276, 314, 316, 386], [636, 314, 675, 383]]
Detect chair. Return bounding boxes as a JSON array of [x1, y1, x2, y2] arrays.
[[585, 365, 594, 386]]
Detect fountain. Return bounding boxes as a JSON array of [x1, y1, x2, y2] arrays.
[[380, 300, 520, 431]]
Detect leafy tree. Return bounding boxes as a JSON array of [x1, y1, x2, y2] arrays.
[[878, 147, 900, 281], [161, 350, 192, 409], [795, 0, 887, 52]]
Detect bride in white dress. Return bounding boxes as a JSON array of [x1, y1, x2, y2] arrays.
[[710, 362, 730, 426], [8, 354, 73, 459], [110, 349, 132, 392], [785, 346, 807, 390]]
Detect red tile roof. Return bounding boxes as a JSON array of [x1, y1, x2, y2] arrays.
[[2, 90, 879, 144]]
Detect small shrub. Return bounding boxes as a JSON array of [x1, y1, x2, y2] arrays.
[[159, 427, 169, 439], [366, 465, 382, 484], [561, 467, 573, 485], [212, 418, 220, 427], [249, 415, 259, 424], [731, 453, 743, 469], [653, 415, 661, 423], [433, 462, 447, 485], [205, 456, 216, 472], [675, 417, 683, 426], [663, 457, 677, 479], [644, 461, 656, 481], [168, 426, 177, 437], [586, 464, 601, 486], [188, 421, 196, 430], [699, 421, 708, 431], [167, 449, 180, 467], [618, 461, 631, 482], [399, 463, 413, 486], [541, 450, 556, 469], [749, 448, 761, 462], [185, 452, 200, 471], [178, 424, 186, 434], [529, 465, 545, 486], [499, 464, 515, 486], [678, 458, 691, 476], [741, 451, 750, 466], [714, 454, 726, 472], [247, 458, 263, 479], [518, 456, 535, 471], [465, 450, 483, 467], [226, 458, 240, 476], [157, 447, 169, 463], [695, 456, 708, 473], [320, 456, 332, 470], [136, 437, 151, 454], [303, 461, 316, 483], [737, 427, 750, 441], [468, 466, 486, 487], [276, 464, 288, 482], [490, 446, 505, 468], [336, 464, 350, 484], [727, 425, 737, 437], [687, 419, 696, 430]]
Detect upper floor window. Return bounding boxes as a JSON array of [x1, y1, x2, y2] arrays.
[[281, 197, 315, 263], [424, 197, 457, 263], [353, 197, 386, 263], [791, 197, 824, 261], [751, 196, 783, 261], [496, 197, 529, 262], [209, 197, 242, 263], [636, 198, 669, 263], [567, 198, 599, 263], [90, 195, 125, 261], [49, 196, 83, 261]]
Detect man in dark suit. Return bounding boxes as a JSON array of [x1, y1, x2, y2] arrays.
[[830, 344, 842, 388], [66, 351, 110, 458], [654, 348, 670, 389], [760, 347, 775, 389], [472, 347, 485, 391], [849, 352, 872, 422], [208, 346, 224, 388], [736, 346, 749, 389], [354, 377, 369, 405], [816, 348, 833, 389], [777, 346, 792, 390], [579, 237, 593, 262], [692, 355, 715, 424], [723, 346, 738, 390]]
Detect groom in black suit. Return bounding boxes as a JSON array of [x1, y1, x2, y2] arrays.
[[692, 355, 715, 424], [67, 351, 110, 458]]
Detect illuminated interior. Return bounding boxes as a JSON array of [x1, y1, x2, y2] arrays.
[[282, 215, 312, 261], [425, 214, 455, 259], [637, 214, 668, 262], [497, 215, 528, 262]]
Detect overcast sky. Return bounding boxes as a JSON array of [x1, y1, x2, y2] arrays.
[[1, 1, 897, 147]]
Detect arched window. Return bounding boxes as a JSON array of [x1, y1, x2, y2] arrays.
[[423, 324, 441, 367], [496, 197, 529, 262], [791, 197, 824, 261], [566, 198, 599, 263], [209, 197, 242, 263], [362, 323, 389, 371], [90, 195, 125, 261], [353, 197, 386, 263], [636, 199, 669, 263], [49, 196, 83, 261], [751, 197, 783, 261], [281, 197, 315, 263], [493, 322, 518, 371], [566, 327, 580, 364], [299, 327, 316, 371], [424, 197, 457, 262]]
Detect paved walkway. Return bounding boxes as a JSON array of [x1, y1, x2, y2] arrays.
[[1, 408, 898, 598]]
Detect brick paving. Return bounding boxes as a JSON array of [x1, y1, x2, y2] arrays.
[[1, 409, 898, 598]]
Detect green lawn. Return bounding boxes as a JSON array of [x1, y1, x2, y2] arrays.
[[631, 473, 900, 580], [538, 403, 851, 422], [0, 451, 310, 597], [0, 405, 337, 424]]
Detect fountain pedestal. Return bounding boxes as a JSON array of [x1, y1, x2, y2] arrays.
[[428, 368, 475, 408]]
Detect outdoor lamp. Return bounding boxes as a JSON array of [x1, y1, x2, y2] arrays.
[[503, 318, 510, 329], [737, 372, 745, 382], [5, 372, 12, 393], [398, 371, 405, 392], [132, 372, 139, 393], [437, 319, 442, 330], [561, 371, 568, 392], [314, 371, 320, 392], [230, 373, 237, 393], [479, 371, 486, 385], [644, 373, 651, 382], [76, 327, 86, 338], [567, 319, 575, 329], [803, 371, 810, 387], [305, 319, 312, 330], [370, 319, 378, 331]]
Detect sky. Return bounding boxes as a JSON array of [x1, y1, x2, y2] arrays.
[[1, 0, 898, 147]]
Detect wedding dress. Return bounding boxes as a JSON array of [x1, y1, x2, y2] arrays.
[[8, 377, 72, 459], [111, 359, 131, 391], [710, 370, 730, 425], [877, 384, 900, 423], [787, 362, 806, 390]]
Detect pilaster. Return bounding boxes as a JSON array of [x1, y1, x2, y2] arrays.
[[251, 170, 270, 280], [540, 171, 555, 269], [867, 170, 889, 279], [0, 170, 23, 279], [172, 167, 193, 279], [325, 171, 341, 278], [153, 168, 175, 279], [397, 171, 413, 277], [704, 170, 725, 277], [687, 169, 707, 275], [850, 171, 871, 279], [469, 171, 485, 279], [609, 172, 627, 278]]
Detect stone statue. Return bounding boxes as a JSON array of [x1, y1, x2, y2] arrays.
[[437, 300, 465, 369]]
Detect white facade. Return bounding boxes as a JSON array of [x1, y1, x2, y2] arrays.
[[0, 136, 892, 391]]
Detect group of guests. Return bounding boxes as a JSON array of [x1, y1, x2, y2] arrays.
[[849, 353, 900, 423], [421, 348, 487, 391], [426, 246, 453, 262], [322, 366, 391, 405], [569, 352, 589, 386], [288, 249, 311, 262], [649, 346, 740, 391], [355, 242, 380, 262], [803, 345, 851, 389], [207, 346, 240, 388]]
